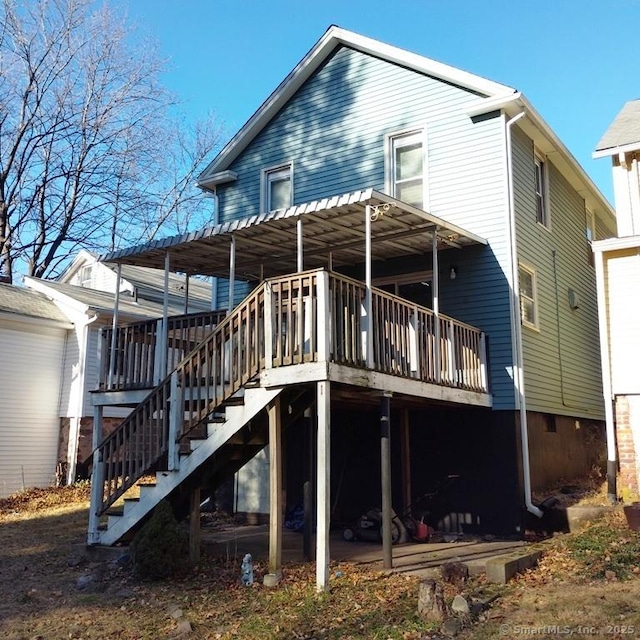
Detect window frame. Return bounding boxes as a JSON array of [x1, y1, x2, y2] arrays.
[[585, 208, 596, 267], [385, 128, 427, 210], [518, 262, 539, 331], [534, 152, 550, 229], [261, 162, 293, 213]]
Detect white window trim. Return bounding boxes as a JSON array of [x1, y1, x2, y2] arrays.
[[518, 262, 539, 331], [534, 151, 550, 230], [585, 208, 596, 268], [260, 162, 293, 213], [384, 128, 428, 210]]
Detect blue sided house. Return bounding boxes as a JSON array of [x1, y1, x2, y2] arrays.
[[87, 27, 615, 589]]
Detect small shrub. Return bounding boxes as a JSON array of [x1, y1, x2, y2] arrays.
[[131, 501, 188, 580]]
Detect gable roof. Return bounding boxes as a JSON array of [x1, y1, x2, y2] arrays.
[[25, 278, 206, 321], [197, 25, 516, 187], [0, 283, 72, 327], [593, 99, 640, 158]]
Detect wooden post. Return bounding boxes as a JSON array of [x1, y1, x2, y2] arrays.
[[264, 282, 274, 369], [228, 234, 236, 311], [363, 205, 373, 368], [190, 486, 201, 564], [108, 263, 122, 390], [265, 396, 283, 586], [316, 380, 331, 592], [303, 407, 316, 562], [297, 218, 304, 272], [168, 371, 181, 471], [432, 229, 441, 383], [400, 408, 411, 515], [87, 405, 104, 545], [380, 392, 393, 569], [316, 271, 330, 362]]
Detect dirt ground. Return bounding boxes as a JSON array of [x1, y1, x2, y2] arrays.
[[2, 485, 640, 640]]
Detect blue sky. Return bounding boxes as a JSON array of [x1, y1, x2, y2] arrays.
[[126, 0, 640, 204]]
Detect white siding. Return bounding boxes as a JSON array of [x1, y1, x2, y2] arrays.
[[0, 320, 66, 497], [606, 248, 640, 395]]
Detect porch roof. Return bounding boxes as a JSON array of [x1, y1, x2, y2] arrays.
[[101, 188, 487, 280]]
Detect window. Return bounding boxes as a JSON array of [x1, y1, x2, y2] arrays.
[[518, 263, 539, 330], [386, 130, 425, 209], [78, 265, 93, 288], [585, 209, 595, 267], [262, 164, 292, 213], [534, 154, 549, 227]]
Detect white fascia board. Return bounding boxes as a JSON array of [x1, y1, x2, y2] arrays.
[[0, 309, 73, 329], [198, 26, 516, 181], [196, 170, 238, 190], [593, 140, 640, 159], [24, 277, 91, 318], [592, 235, 640, 253], [57, 249, 97, 283]]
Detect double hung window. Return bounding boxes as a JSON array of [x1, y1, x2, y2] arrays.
[[387, 130, 425, 209]]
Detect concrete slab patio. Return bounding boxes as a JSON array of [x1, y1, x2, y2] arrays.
[[200, 524, 530, 580]]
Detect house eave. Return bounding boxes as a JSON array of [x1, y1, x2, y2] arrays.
[[592, 141, 640, 159], [592, 235, 640, 253], [468, 93, 615, 227]]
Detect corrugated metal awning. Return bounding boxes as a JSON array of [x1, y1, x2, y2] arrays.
[[101, 188, 486, 279]]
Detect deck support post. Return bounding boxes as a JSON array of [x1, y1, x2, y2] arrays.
[[265, 395, 283, 586], [297, 218, 304, 272], [316, 380, 331, 592], [108, 263, 122, 390], [400, 408, 411, 514], [363, 205, 373, 368], [87, 405, 104, 544], [184, 274, 190, 315], [168, 371, 181, 471], [160, 252, 170, 379], [432, 230, 441, 383], [380, 392, 393, 569], [264, 281, 274, 369], [316, 271, 330, 362], [190, 486, 201, 564], [228, 234, 236, 311]]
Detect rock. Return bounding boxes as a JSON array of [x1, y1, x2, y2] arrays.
[[76, 574, 94, 590], [441, 562, 469, 585], [168, 605, 184, 619], [113, 587, 135, 599], [605, 570, 617, 581], [418, 579, 448, 622], [451, 594, 470, 615], [172, 619, 192, 637], [67, 555, 85, 568], [441, 617, 463, 636]]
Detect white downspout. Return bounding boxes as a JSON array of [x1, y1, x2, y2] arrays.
[[505, 110, 544, 518], [66, 311, 99, 485]]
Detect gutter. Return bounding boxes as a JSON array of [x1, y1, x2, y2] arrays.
[[504, 109, 544, 519]]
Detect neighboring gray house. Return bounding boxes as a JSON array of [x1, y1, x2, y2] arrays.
[[593, 99, 640, 504], [86, 27, 615, 589], [0, 284, 72, 497]]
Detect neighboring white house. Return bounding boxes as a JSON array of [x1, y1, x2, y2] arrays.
[[593, 99, 640, 503], [0, 284, 72, 497], [0, 251, 216, 496]]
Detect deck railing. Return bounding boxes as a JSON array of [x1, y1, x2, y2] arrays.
[[98, 310, 227, 391], [93, 269, 487, 514]]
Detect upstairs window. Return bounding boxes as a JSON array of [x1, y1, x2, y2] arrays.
[[518, 263, 539, 330], [387, 130, 425, 209], [78, 265, 93, 288], [534, 154, 549, 228], [262, 164, 292, 213], [585, 209, 595, 267]]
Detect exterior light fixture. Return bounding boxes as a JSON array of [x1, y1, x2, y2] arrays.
[[450, 266, 457, 280]]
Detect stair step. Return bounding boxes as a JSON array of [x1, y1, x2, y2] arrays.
[[123, 498, 140, 515]]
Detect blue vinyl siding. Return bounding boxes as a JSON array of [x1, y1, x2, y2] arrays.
[[217, 45, 515, 408], [512, 127, 604, 419]]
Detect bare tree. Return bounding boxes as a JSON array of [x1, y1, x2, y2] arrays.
[[0, 0, 224, 283]]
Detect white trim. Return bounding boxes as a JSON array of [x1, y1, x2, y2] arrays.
[[260, 162, 293, 213], [518, 262, 539, 331], [534, 151, 550, 230], [384, 128, 428, 211], [593, 140, 640, 159], [593, 235, 640, 253], [196, 170, 237, 189]]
